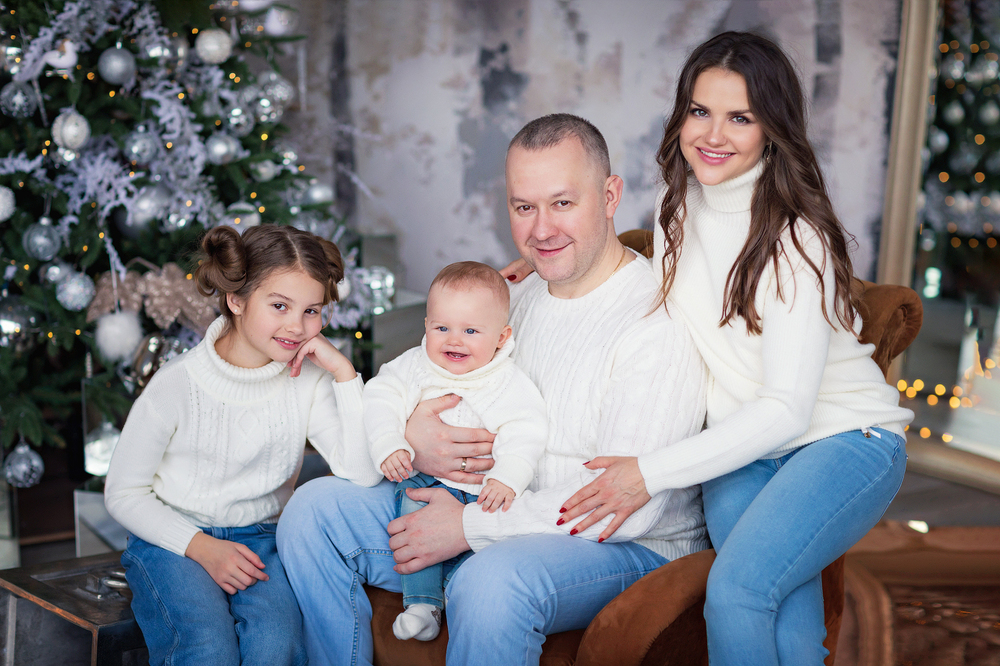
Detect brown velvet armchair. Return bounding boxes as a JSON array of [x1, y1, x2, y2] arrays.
[[364, 229, 923, 666]]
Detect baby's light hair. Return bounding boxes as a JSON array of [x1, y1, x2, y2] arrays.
[[429, 261, 510, 317]]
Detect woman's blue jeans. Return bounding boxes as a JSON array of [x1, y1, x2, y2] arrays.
[[121, 524, 307, 666], [702, 427, 906, 665], [276, 477, 668, 666], [395, 473, 475, 609]]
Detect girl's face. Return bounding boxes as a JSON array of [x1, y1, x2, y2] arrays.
[[679, 67, 768, 186], [222, 268, 326, 369]]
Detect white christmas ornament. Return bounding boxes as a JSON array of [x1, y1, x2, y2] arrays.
[[304, 181, 335, 205], [39, 259, 73, 285], [259, 71, 295, 108], [84, 421, 121, 477], [206, 133, 242, 165], [97, 45, 137, 85], [250, 159, 278, 182], [980, 100, 1000, 126], [225, 201, 261, 231], [51, 109, 91, 150], [128, 183, 173, 232], [0, 184, 14, 221], [195, 29, 234, 65], [96, 310, 144, 362], [336, 275, 351, 300], [22, 216, 61, 261], [263, 6, 298, 36], [57, 271, 96, 311], [238, 0, 276, 11], [42, 39, 78, 72]]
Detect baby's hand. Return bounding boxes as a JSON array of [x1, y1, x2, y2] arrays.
[[289, 335, 355, 382], [380, 449, 413, 483], [477, 479, 514, 513]]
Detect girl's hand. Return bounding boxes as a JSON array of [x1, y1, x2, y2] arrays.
[[289, 335, 356, 382], [185, 531, 269, 595], [381, 449, 413, 482], [477, 479, 514, 513], [559, 457, 651, 542], [498, 258, 533, 285]]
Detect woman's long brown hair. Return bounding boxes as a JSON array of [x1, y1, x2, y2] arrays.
[[655, 31, 857, 335]]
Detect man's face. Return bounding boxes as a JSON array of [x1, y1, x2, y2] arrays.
[[506, 138, 618, 295]]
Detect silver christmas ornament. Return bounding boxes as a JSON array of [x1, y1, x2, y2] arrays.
[[224, 103, 255, 137], [274, 142, 298, 166], [250, 159, 278, 182], [0, 81, 37, 118], [0, 184, 14, 221], [263, 6, 298, 36], [927, 125, 949, 154], [123, 126, 159, 165], [259, 71, 295, 109], [1, 46, 22, 75], [979, 100, 1000, 126], [943, 100, 965, 125], [304, 181, 335, 206], [22, 216, 61, 261], [51, 109, 91, 150], [252, 92, 283, 124], [84, 421, 120, 477], [39, 259, 73, 285], [163, 212, 191, 233], [239, 0, 276, 11], [195, 29, 233, 65], [56, 271, 96, 311], [357, 266, 395, 314], [49, 146, 78, 166], [0, 294, 39, 353], [942, 55, 965, 82], [224, 201, 261, 231], [239, 16, 266, 36], [97, 45, 137, 85], [126, 183, 173, 235], [3, 440, 44, 488], [206, 133, 242, 165]]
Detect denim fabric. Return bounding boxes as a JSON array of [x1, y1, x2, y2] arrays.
[[121, 524, 307, 666], [395, 472, 477, 609], [277, 476, 669, 666], [701, 428, 906, 665]]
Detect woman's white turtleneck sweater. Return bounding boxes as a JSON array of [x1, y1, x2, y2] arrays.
[[105, 316, 381, 557], [364, 334, 548, 496], [640, 162, 912, 496]]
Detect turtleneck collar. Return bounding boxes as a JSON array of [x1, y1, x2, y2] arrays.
[[698, 160, 764, 214], [187, 316, 290, 403], [421, 332, 515, 383]]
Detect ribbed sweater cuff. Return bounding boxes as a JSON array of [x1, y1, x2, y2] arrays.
[[462, 503, 501, 552], [162, 519, 202, 558]]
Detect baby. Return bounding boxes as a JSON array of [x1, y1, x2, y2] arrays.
[[364, 260, 548, 642]]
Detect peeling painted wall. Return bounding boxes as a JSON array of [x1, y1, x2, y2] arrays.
[[346, 0, 902, 291]]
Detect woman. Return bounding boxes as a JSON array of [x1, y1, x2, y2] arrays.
[[555, 32, 912, 663]]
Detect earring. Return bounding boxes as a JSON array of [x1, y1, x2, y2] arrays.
[[764, 142, 774, 163]]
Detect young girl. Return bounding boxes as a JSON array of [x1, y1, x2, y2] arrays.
[[105, 224, 382, 666], [554, 32, 912, 663]]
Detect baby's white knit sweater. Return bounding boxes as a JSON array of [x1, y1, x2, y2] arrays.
[[104, 317, 381, 557], [641, 163, 913, 496], [365, 335, 547, 496], [462, 255, 710, 562]]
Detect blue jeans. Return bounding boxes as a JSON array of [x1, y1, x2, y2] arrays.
[[702, 428, 906, 665], [121, 524, 307, 666], [395, 473, 476, 609], [276, 477, 669, 666]]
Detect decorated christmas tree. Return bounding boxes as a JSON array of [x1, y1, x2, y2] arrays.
[[0, 0, 369, 486]]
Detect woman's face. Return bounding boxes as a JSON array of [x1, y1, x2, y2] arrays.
[[679, 67, 768, 186]]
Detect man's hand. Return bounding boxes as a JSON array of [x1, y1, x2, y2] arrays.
[[388, 487, 470, 574], [498, 258, 533, 284], [185, 531, 269, 595], [404, 394, 495, 483], [477, 479, 515, 513], [559, 457, 652, 542]]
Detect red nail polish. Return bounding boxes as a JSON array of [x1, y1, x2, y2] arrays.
[[559, 507, 566, 513], [570, 529, 578, 536], [556, 518, 564, 526], [582, 461, 590, 465], [507, 274, 517, 281], [598, 537, 605, 543]]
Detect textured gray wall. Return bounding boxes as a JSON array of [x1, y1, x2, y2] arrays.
[[344, 0, 903, 291]]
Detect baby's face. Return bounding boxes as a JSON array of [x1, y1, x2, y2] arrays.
[[425, 284, 511, 374]]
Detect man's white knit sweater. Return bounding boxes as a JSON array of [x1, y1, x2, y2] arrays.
[[105, 317, 382, 557], [365, 335, 547, 496], [641, 163, 913, 496], [461, 254, 710, 562]]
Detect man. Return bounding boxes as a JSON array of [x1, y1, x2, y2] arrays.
[[277, 113, 708, 666]]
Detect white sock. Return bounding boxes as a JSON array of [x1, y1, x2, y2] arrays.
[[392, 603, 442, 641]]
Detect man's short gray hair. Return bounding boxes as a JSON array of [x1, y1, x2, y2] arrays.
[[508, 113, 611, 179]]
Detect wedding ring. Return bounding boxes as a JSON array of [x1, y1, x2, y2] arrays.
[[460, 457, 467, 472]]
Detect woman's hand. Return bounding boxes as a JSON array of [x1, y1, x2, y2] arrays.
[[185, 531, 269, 595], [499, 258, 534, 284], [559, 457, 652, 542], [288, 335, 356, 382], [404, 395, 495, 483]]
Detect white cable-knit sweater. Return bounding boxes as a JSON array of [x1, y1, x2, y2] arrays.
[[104, 317, 382, 557], [461, 255, 710, 562], [640, 162, 913, 496], [365, 335, 547, 496]]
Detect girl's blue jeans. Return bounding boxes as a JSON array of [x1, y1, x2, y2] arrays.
[[702, 427, 906, 665], [121, 524, 307, 666], [395, 472, 475, 609]]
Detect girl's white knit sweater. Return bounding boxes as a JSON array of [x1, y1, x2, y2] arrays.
[[641, 163, 913, 496], [104, 317, 381, 557], [461, 255, 711, 562]]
